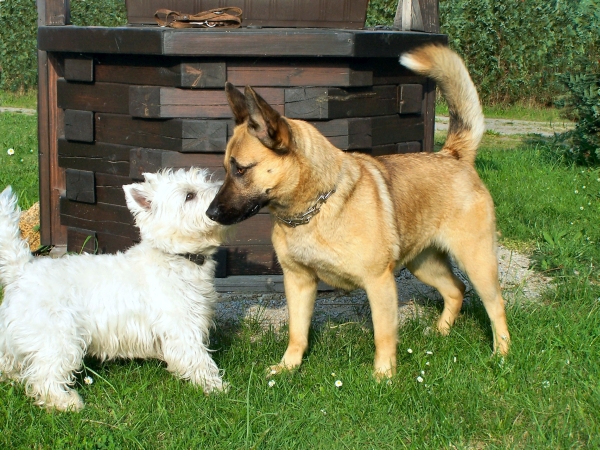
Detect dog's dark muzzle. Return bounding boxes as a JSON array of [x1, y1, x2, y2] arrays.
[[206, 198, 264, 225]]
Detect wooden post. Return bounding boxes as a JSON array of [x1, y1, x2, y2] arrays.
[[394, 0, 439, 153], [37, 0, 70, 247], [394, 0, 439, 33]]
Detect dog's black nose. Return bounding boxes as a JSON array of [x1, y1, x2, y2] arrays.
[[206, 203, 220, 222]]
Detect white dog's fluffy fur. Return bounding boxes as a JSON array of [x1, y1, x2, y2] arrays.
[[0, 169, 228, 411]]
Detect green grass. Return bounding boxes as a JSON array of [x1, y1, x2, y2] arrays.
[[436, 101, 568, 123], [0, 90, 37, 110], [0, 112, 39, 208], [1, 110, 599, 448]]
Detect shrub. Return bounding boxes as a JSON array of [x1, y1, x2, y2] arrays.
[[557, 73, 600, 165], [0, 0, 125, 92]]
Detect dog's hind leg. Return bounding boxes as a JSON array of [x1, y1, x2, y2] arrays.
[[406, 247, 466, 336], [364, 268, 399, 379], [22, 333, 86, 412], [449, 235, 510, 356], [269, 269, 318, 376]]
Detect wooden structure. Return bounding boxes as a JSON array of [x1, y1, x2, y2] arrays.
[[37, 0, 445, 278]]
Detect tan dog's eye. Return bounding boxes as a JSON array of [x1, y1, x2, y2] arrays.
[[236, 167, 246, 176], [185, 192, 196, 202]]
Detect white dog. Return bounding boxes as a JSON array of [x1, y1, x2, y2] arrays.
[[0, 169, 228, 411]]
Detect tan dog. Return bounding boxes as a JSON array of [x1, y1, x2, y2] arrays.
[[207, 44, 510, 378]]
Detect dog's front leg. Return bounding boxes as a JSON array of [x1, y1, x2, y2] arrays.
[[364, 269, 399, 380], [269, 269, 318, 376]]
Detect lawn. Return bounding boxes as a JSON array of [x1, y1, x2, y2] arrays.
[[0, 108, 598, 448]]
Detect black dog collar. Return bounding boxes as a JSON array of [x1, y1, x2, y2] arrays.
[[178, 253, 206, 266]]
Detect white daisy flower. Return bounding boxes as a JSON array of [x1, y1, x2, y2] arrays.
[[83, 376, 94, 385], [407, 348, 413, 354], [7, 148, 14, 156], [420, 370, 425, 375], [453, 357, 457, 363], [426, 350, 433, 355], [268, 380, 276, 388], [335, 380, 343, 388], [331, 372, 336, 377], [416, 376, 424, 383]]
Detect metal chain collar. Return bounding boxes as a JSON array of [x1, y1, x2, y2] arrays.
[[275, 189, 336, 228]]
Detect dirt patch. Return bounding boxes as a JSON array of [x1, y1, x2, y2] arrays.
[[215, 246, 551, 330]]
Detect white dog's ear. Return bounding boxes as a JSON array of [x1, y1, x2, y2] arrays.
[[143, 172, 159, 184], [123, 184, 152, 213]]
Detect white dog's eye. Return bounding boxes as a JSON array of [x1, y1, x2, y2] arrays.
[[185, 192, 196, 202]]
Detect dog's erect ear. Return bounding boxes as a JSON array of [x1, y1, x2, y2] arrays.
[[225, 82, 249, 125], [123, 184, 152, 213], [142, 172, 159, 184], [244, 86, 291, 153]]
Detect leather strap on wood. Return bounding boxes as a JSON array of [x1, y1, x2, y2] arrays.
[[155, 7, 242, 28]]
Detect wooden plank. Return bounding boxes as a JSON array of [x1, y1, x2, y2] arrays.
[[38, 27, 447, 58], [420, 0, 440, 33], [38, 0, 70, 26], [67, 227, 98, 254], [370, 144, 399, 157], [310, 118, 371, 150], [60, 198, 138, 240], [423, 79, 436, 152], [227, 61, 372, 87], [129, 87, 284, 119], [285, 86, 397, 120], [95, 114, 230, 153], [65, 168, 95, 204], [398, 84, 423, 115], [223, 245, 282, 276], [226, 214, 273, 246], [370, 59, 428, 85], [48, 55, 67, 246], [58, 140, 130, 176], [397, 141, 422, 153], [95, 58, 226, 88], [38, 27, 164, 54], [60, 196, 133, 225], [215, 275, 334, 293], [371, 115, 424, 146], [353, 31, 448, 58], [64, 57, 93, 82], [64, 109, 94, 142], [37, 50, 52, 246], [129, 148, 225, 180], [95, 173, 132, 207], [164, 29, 355, 57], [57, 79, 130, 114], [67, 227, 138, 254]]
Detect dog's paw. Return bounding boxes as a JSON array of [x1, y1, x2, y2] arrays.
[[201, 378, 229, 395], [42, 390, 85, 412], [266, 363, 295, 378]]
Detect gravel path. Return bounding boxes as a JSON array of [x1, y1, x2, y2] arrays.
[[435, 115, 573, 137], [215, 246, 550, 329]]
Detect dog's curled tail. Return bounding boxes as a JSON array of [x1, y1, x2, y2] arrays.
[[0, 187, 33, 287], [400, 44, 484, 166]]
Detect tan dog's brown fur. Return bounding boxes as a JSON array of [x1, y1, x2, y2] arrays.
[[207, 44, 510, 378]]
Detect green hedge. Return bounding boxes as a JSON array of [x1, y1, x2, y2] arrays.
[[1, 0, 598, 107], [0, 0, 126, 92]]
